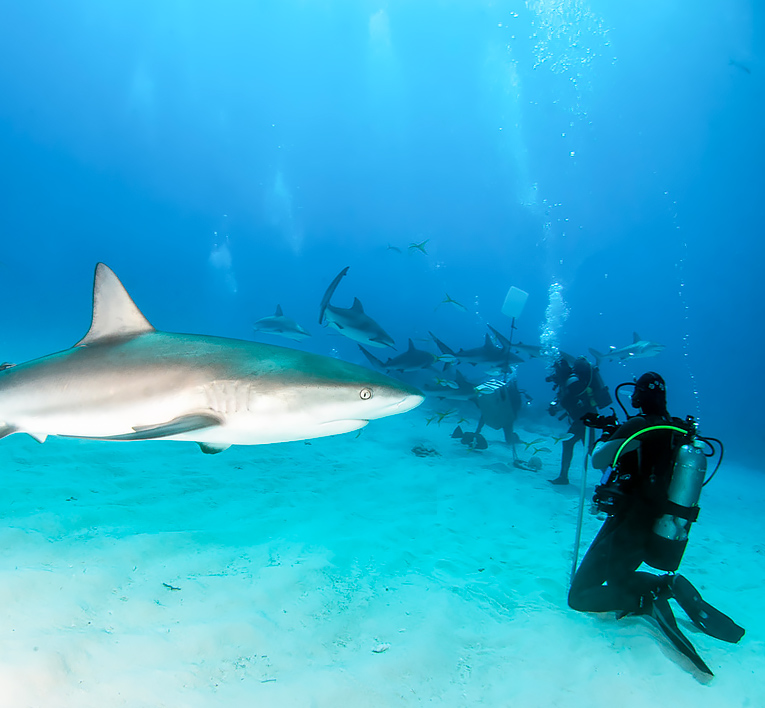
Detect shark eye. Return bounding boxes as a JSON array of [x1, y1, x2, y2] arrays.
[[360, 388, 373, 400]]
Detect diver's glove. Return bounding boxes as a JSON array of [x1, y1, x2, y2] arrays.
[[582, 410, 618, 441]]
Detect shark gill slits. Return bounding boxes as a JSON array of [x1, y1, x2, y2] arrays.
[[360, 388, 373, 400]]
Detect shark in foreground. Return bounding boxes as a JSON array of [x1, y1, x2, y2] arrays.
[[318, 267, 395, 348], [589, 332, 665, 365], [0, 264, 423, 454]]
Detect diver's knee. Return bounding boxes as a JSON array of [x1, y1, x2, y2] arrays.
[[567, 586, 585, 612]]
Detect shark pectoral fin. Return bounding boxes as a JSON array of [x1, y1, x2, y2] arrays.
[[198, 442, 231, 455], [100, 413, 223, 441]]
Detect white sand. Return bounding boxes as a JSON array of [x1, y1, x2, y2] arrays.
[[0, 411, 762, 707]]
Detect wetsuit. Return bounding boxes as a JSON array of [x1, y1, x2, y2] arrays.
[[568, 413, 677, 613], [552, 369, 598, 484]]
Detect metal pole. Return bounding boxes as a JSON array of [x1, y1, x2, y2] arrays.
[[570, 426, 592, 586]]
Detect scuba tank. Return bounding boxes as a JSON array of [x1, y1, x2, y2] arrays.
[[592, 419, 707, 572], [646, 437, 706, 572], [589, 366, 613, 409]]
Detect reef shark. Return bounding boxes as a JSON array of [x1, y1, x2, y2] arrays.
[[0, 264, 423, 453], [422, 369, 480, 401], [589, 332, 665, 365], [430, 330, 523, 371], [253, 305, 311, 342], [358, 340, 436, 373], [318, 267, 395, 349]]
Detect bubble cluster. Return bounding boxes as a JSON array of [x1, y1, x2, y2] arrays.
[[540, 281, 570, 362]]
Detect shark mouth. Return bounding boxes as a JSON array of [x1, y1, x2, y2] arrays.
[[321, 419, 369, 434]]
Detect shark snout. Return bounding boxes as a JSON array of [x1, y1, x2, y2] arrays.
[[373, 386, 424, 418], [394, 392, 424, 414]]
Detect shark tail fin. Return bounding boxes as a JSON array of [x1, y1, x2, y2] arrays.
[[76, 263, 155, 347], [358, 345, 385, 369], [429, 331, 456, 356], [319, 267, 349, 324], [487, 324, 512, 349]]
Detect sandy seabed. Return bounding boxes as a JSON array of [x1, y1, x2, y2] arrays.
[[0, 410, 763, 707]]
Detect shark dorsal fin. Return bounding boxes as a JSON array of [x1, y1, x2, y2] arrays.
[[407, 339, 416, 351], [484, 334, 493, 348], [454, 369, 467, 385], [633, 332, 641, 343], [76, 263, 154, 346], [275, 304, 284, 317], [351, 297, 365, 313]]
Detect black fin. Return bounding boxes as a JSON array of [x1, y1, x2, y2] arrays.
[[473, 433, 488, 450], [672, 575, 745, 644], [451, 425, 464, 439], [651, 593, 713, 675]]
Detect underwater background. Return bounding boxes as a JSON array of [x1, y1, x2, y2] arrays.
[[0, 1, 763, 706]]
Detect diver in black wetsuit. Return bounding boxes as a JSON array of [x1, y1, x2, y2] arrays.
[[547, 356, 599, 485], [568, 372, 744, 675], [454, 375, 523, 458]]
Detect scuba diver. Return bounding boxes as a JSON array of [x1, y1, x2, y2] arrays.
[[547, 355, 611, 485], [452, 373, 524, 461], [568, 371, 744, 675]]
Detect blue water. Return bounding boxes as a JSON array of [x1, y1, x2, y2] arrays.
[[1, 2, 761, 458], [3, 2, 761, 464], [0, 1, 763, 698]]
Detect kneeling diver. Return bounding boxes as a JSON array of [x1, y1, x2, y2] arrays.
[[568, 372, 744, 675]]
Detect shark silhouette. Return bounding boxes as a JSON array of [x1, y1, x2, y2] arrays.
[[318, 267, 395, 348], [0, 264, 422, 453]]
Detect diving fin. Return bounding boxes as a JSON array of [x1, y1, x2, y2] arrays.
[[650, 591, 713, 675], [457, 431, 488, 450], [473, 433, 488, 450], [671, 574, 745, 644], [462, 432, 488, 450]]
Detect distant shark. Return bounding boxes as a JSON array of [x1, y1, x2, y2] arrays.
[[589, 332, 665, 365], [430, 329, 523, 370], [318, 267, 395, 349], [253, 305, 311, 342], [358, 340, 436, 373], [456, 335, 523, 368], [428, 332, 459, 370], [422, 369, 480, 401], [0, 264, 423, 453]]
